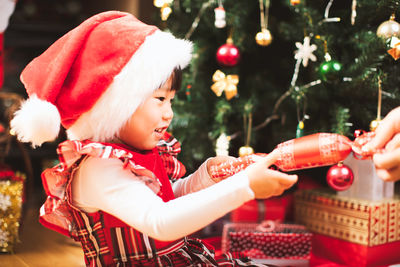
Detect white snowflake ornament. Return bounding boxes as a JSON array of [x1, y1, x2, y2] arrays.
[[294, 36, 317, 67], [0, 192, 11, 211]]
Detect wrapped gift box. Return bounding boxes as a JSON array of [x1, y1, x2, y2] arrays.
[[221, 221, 312, 262], [295, 189, 400, 266], [311, 233, 400, 267], [230, 175, 322, 223], [0, 168, 25, 253], [230, 195, 294, 223]]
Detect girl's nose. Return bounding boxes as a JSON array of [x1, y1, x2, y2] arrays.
[[163, 104, 174, 120]]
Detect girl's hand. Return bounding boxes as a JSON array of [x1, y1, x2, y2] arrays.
[[245, 150, 298, 199]]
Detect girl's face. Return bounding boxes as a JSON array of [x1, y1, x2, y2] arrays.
[[118, 75, 175, 150]]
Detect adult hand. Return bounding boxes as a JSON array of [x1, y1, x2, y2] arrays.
[[364, 107, 400, 181]]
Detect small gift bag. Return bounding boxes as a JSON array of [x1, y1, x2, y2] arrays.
[[0, 166, 25, 253], [222, 221, 312, 264]]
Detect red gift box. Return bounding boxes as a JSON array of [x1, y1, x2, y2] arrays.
[[230, 175, 321, 223], [311, 233, 400, 267], [230, 195, 294, 223], [222, 221, 312, 261]]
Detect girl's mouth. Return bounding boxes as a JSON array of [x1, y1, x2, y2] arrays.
[[155, 127, 167, 134]]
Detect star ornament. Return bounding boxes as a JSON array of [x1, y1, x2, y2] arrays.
[[294, 36, 317, 67]]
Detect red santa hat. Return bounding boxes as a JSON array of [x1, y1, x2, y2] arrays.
[[11, 11, 192, 147]]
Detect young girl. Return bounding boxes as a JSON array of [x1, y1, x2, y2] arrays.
[[11, 11, 297, 266]]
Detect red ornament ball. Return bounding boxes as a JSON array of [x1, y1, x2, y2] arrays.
[[326, 163, 354, 191], [216, 43, 240, 67]]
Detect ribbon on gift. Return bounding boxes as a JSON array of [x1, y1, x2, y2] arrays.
[[211, 70, 239, 100], [209, 131, 379, 180], [256, 220, 276, 232]]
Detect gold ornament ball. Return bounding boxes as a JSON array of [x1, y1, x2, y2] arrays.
[[370, 119, 382, 131], [239, 146, 254, 157], [255, 29, 272, 46], [377, 18, 400, 38]]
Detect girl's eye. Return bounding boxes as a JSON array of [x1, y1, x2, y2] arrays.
[[156, 97, 166, 102]]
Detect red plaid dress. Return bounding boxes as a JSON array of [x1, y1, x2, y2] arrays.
[[39, 133, 267, 266]]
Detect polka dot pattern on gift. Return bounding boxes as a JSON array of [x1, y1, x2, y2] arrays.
[[222, 222, 312, 260]]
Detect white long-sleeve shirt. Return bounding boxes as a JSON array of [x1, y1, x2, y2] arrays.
[[71, 156, 255, 241]]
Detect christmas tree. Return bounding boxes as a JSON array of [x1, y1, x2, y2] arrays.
[[153, 0, 400, 173]]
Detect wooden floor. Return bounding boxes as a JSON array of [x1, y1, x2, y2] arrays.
[[1, 200, 85, 266]]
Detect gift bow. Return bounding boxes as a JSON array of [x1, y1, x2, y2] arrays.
[[211, 70, 239, 100]]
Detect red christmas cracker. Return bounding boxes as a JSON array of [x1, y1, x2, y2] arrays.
[[351, 131, 380, 158], [209, 154, 259, 181], [209, 132, 378, 180], [274, 133, 351, 171]]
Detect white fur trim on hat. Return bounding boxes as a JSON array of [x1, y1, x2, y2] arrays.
[[0, 0, 16, 32], [11, 94, 61, 147], [67, 30, 192, 142]]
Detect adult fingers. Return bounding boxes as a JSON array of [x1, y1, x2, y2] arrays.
[[373, 148, 400, 171], [368, 107, 400, 150], [385, 132, 400, 151], [375, 166, 400, 182]]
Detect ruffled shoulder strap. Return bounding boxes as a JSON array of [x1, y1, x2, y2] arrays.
[[157, 132, 186, 181], [39, 140, 161, 238]]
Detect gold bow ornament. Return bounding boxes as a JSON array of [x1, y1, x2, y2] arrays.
[[211, 70, 239, 100]]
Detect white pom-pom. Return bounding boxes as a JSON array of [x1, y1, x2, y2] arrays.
[[10, 94, 61, 147]]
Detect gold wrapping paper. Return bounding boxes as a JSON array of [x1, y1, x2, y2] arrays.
[[294, 189, 400, 246], [0, 179, 24, 253]]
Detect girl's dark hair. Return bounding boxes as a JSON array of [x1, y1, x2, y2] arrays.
[[170, 66, 182, 91]]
